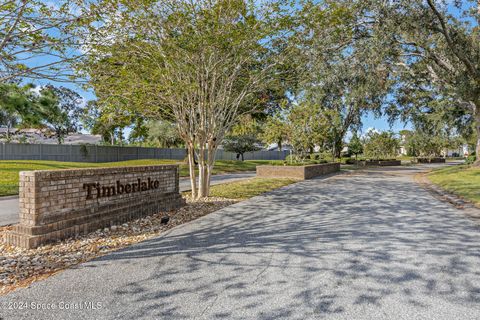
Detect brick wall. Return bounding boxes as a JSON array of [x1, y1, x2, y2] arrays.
[[416, 158, 446, 164], [5, 165, 185, 249], [256, 163, 340, 180]]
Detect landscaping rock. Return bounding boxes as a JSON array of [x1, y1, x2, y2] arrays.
[[0, 196, 236, 295]]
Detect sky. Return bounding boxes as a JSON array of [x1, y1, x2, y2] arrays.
[[21, 0, 476, 138]]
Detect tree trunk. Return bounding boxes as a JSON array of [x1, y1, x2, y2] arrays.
[[56, 130, 63, 145], [205, 144, 216, 197], [187, 143, 197, 199], [475, 108, 480, 165], [6, 124, 10, 142], [197, 144, 207, 199], [196, 141, 217, 199], [332, 142, 336, 163], [278, 140, 282, 151], [240, 153, 244, 161]]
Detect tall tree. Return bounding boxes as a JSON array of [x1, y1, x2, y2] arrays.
[[144, 120, 183, 148], [223, 134, 261, 161], [348, 131, 363, 159], [286, 102, 330, 161], [83, 0, 292, 199], [36, 85, 84, 144], [363, 130, 399, 160], [81, 100, 131, 145], [0, 83, 38, 140], [293, 1, 393, 157], [262, 113, 289, 151], [369, 0, 480, 163]]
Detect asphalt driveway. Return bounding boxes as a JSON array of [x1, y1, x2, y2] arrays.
[[1, 166, 479, 319]]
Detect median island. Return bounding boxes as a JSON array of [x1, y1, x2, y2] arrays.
[[256, 161, 340, 180]]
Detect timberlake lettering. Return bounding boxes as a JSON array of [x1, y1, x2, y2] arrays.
[[83, 178, 161, 199]]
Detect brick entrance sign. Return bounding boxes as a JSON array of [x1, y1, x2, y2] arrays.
[[5, 165, 185, 249]]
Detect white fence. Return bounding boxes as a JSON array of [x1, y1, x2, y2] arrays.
[[0, 143, 288, 163]]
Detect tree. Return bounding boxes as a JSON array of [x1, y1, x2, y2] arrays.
[[365, 0, 480, 164], [230, 114, 263, 137], [223, 135, 261, 161], [261, 113, 289, 151], [363, 130, 399, 160], [144, 120, 183, 148], [404, 130, 447, 158], [287, 102, 330, 161], [290, 1, 392, 159], [403, 121, 463, 158], [348, 132, 363, 159], [83, 0, 290, 199], [0, 83, 39, 140], [36, 86, 84, 144], [0, 1, 107, 82], [80, 100, 130, 145]]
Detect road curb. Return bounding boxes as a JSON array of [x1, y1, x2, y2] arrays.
[[415, 173, 477, 210], [0, 195, 19, 201]]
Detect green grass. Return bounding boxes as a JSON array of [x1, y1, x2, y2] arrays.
[[209, 178, 298, 200], [397, 155, 415, 161], [0, 159, 285, 197], [428, 165, 480, 205]]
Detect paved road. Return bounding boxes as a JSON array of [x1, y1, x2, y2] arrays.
[[0, 197, 19, 226], [1, 166, 480, 319], [0, 172, 255, 227]]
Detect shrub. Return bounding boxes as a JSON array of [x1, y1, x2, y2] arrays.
[[363, 131, 399, 160], [280, 157, 328, 166], [466, 154, 476, 165], [80, 144, 89, 159]]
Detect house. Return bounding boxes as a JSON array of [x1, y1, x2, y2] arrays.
[[442, 144, 469, 157], [0, 128, 102, 145], [265, 143, 294, 152]]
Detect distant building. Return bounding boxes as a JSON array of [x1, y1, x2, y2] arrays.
[[265, 143, 293, 151], [0, 128, 102, 145], [442, 144, 469, 157]]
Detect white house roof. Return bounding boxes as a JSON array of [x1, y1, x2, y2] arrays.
[[0, 128, 102, 145]]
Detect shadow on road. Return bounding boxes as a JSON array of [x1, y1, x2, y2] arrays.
[[86, 168, 480, 319]]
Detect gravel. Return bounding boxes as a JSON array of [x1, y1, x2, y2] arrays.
[[0, 196, 236, 295]]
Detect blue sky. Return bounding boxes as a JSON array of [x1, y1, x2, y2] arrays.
[[362, 112, 408, 133], [25, 0, 475, 137]]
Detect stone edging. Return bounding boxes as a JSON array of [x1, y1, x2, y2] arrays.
[[414, 173, 476, 210]]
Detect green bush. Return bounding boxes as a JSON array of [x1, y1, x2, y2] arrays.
[[363, 131, 399, 160], [285, 154, 295, 163], [275, 158, 329, 166], [302, 159, 328, 165], [466, 154, 476, 165], [286, 154, 325, 163]]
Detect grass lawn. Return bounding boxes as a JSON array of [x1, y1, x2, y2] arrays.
[[209, 178, 298, 200], [0, 159, 285, 197], [428, 165, 480, 205]]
